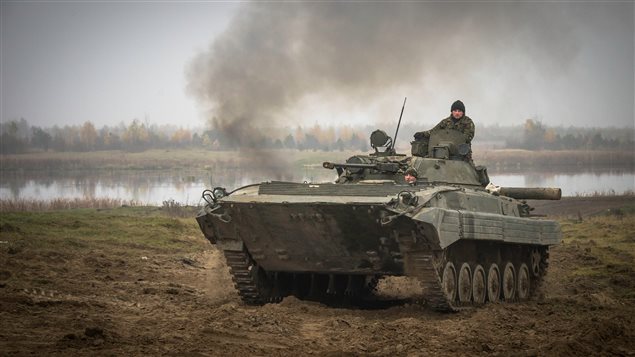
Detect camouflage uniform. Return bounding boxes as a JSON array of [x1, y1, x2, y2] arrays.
[[430, 115, 475, 143], [414, 115, 476, 164]]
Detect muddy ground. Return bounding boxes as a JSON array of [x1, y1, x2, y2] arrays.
[[1, 198, 634, 356]]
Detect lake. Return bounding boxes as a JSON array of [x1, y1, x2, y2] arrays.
[[1, 166, 632, 205]]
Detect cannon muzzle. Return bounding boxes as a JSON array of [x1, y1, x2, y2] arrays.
[[498, 187, 562, 200]]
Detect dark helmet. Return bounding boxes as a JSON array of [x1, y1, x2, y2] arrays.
[[404, 167, 418, 177]]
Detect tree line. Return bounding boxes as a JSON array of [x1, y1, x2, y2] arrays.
[[0, 118, 372, 154], [0, 117, 632, 154], [505, 119, 634, 151]]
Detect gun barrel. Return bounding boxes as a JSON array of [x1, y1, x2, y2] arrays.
[[322, 161, 401, 173], [499, 187, 562, 200], [322, 162, 378, 170]]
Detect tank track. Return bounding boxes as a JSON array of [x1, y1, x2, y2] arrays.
[[223, 249, 270, 305], [223, 245, 549, 311], [529, 248, 550, 299], [405, 246, 550, 312], [405, 252, 458, 312], [223, 249, 379, 305]]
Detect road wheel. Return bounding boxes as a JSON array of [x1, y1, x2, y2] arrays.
[[517, 263, 530, 301], [441, 262, 457, 303], [472, 264, 486, 305], [487, 263, 501, 303], [502, 262, 516, 301], [457, 263, 472, 304]]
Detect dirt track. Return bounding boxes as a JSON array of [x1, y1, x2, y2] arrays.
[[1, 201, 634, 356]]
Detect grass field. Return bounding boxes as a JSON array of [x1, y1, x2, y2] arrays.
[[0, 206, 205, 255], [1, 148, 633, 171], [0, 198, 143, 212], [557, 210, 635, 301]]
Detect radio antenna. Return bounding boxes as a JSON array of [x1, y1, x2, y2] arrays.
[[391, 97, 407, 153]]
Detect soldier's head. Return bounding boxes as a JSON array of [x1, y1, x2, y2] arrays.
[[451, 100, 465, 119], [404, 167, 418, 185]]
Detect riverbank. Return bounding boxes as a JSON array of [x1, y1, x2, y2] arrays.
[[0, 149, 357, 171], [1, 200, 633, 355], [1, 148, 633, 171], [528, 195, 635, 218]]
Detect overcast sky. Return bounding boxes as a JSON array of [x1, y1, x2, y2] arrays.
[[1, 2, 238, 128], [1, 1, 634, 129]]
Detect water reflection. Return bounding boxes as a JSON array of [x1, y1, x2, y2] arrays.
[[0, 167, 632, 204], [0, 168, 338, 205], [489, 171, 634, 196]]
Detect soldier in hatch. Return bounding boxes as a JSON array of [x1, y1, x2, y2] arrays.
[[404, 167, 418, 185], [414, 100, 475, 164]]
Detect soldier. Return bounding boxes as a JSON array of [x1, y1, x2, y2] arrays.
[[404, 167, 418, 185], [432, 100, 475, 142], [414, 100, 475, 164]]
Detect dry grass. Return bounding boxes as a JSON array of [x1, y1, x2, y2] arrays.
[[574, 190, 635, 197], [3, 148, 632, 171], [0, 198, 142, 212], [0, 206, 205, 253], [478, 149, 634, 170], [0, 149, 359, 171], [559, 211, 635, 300], [160, 199, 200, 218], [0, 198, 202, 218]]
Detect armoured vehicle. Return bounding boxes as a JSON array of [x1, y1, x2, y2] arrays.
[[196, 127, 562, 311]]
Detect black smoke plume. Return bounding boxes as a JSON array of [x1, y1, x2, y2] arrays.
[[187, 2, 630, 146]]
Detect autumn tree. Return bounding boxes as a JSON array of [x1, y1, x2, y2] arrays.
[[79, 121, 98, 151], [523, 119, 547, 150], [171, 128, 192, 147], [122, 119, 149, 151]]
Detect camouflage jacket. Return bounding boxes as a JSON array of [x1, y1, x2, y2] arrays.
[[431, 115, 475, 142]]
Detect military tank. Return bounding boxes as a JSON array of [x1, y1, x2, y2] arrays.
[[196, 127, 562, 311]]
